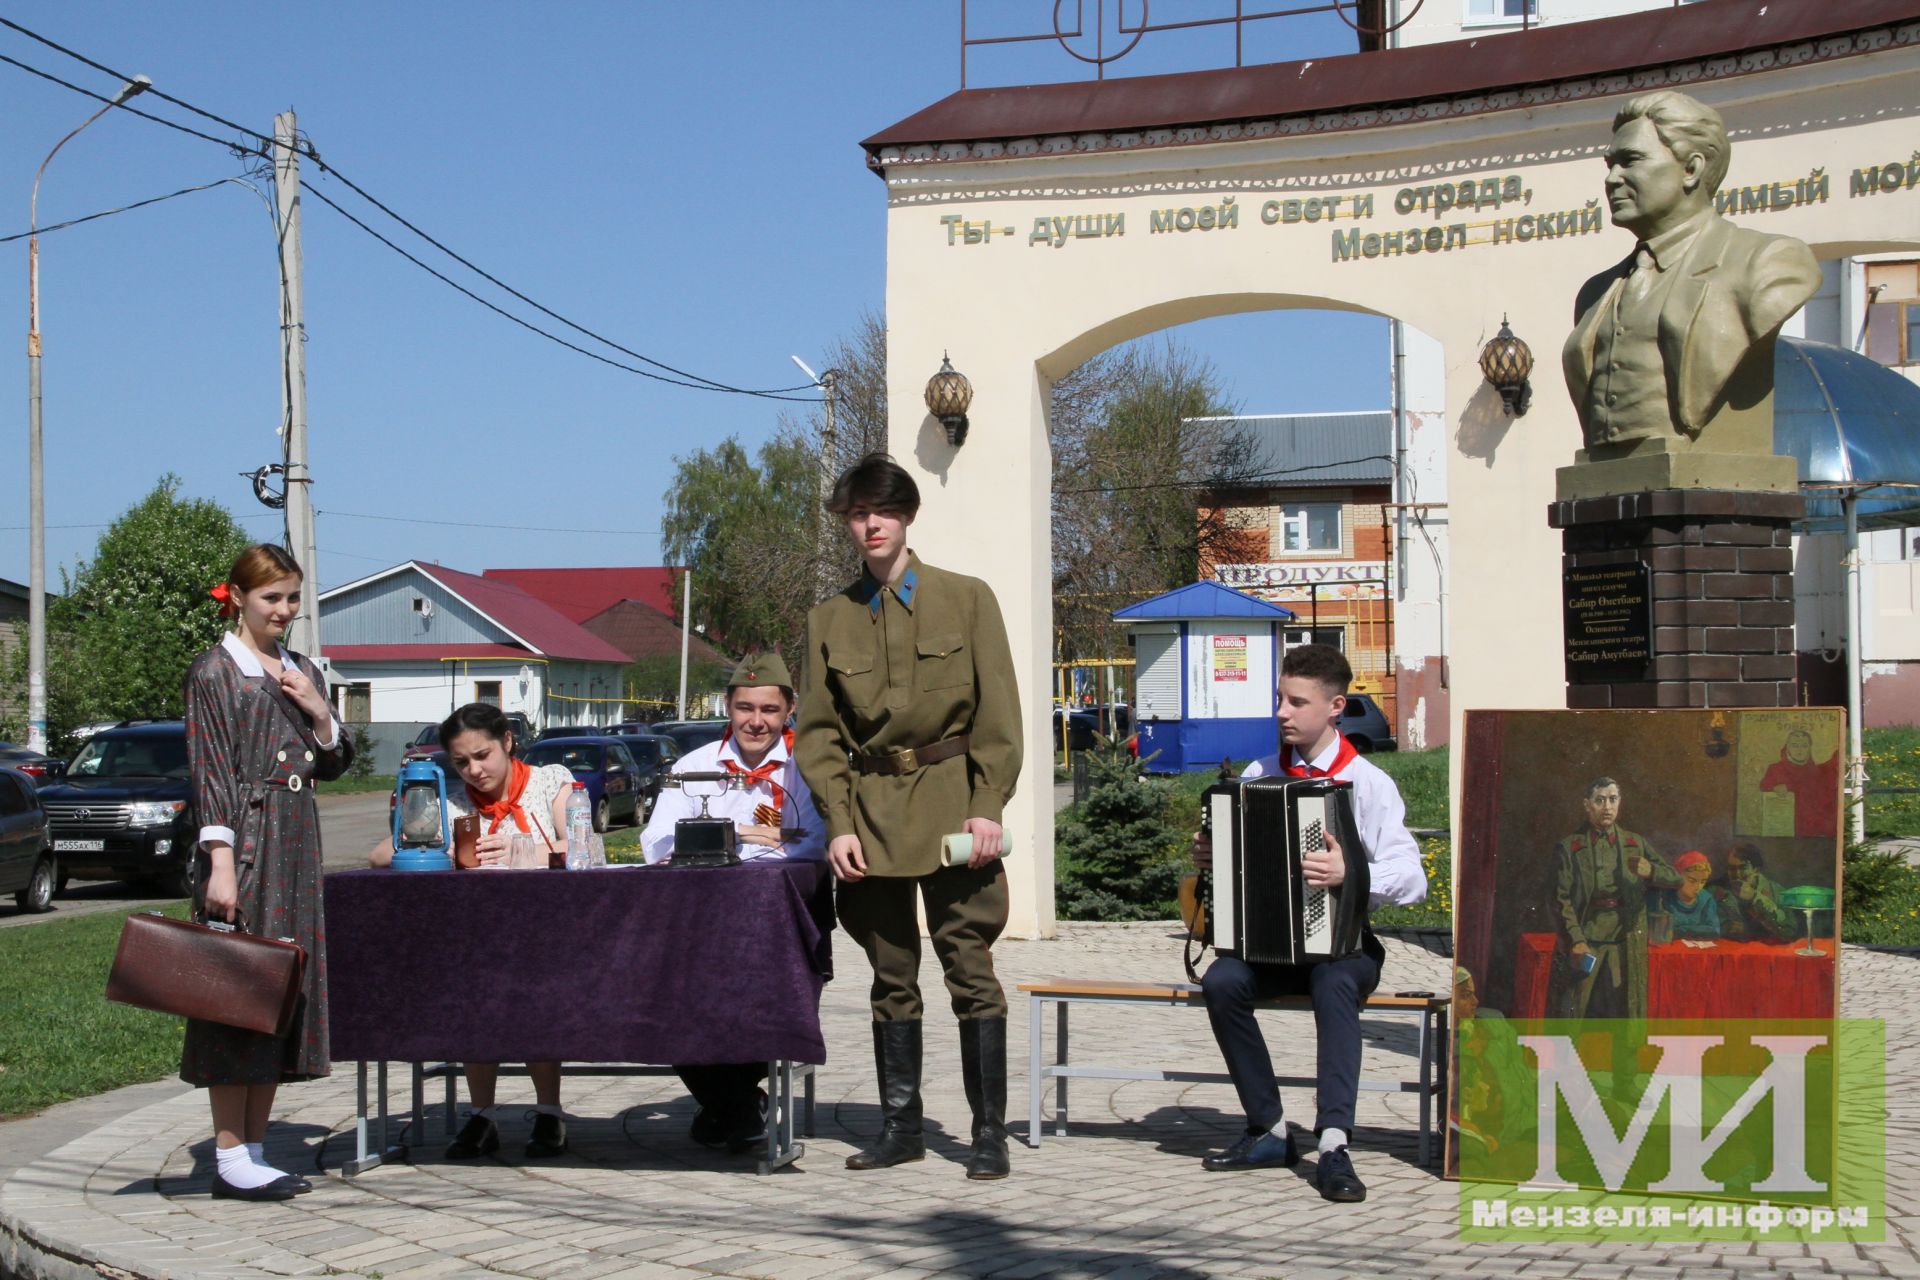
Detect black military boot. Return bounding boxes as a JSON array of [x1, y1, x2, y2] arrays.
[[846, 1020, 925, 1170], [959, 1016, 1010, 1180]]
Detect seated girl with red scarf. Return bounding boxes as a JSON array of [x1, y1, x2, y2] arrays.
[[638, 652, 824, 1152], [369, 702, 575, 1160]]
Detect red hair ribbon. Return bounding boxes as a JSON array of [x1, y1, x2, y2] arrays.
[[209, 582, 237, 618]]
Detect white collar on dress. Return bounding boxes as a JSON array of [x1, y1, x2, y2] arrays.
[[221, 631, 294, 679], [1290, 735, 1341, 773]]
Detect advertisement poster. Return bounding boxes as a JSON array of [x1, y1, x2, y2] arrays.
[[1212, 634, 1248, 681]]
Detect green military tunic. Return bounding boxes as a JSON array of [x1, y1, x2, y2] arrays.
[[796, 553, 1022, 878], [1548, 825, 1679, 1020], [797, 552, 1024, 1021]]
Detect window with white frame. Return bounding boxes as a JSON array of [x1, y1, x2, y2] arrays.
[[1466, 0, 1536, 19], [1277, 502, 1342, 553]]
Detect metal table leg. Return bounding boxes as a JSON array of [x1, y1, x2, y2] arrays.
[[1028, 994, 1045, 1148], [1417, 1007, 1432, 1167], [757, 1058, 804, 1174], [343, 1061, 407, 1174], [1054, 999, 1070, 1138]]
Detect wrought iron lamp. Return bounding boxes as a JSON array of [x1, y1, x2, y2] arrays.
[[925, 352, 974, 446], [1479, 315, 1534, 417]]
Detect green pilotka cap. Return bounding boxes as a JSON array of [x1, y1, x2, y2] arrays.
[[728, 651, 793, 694]]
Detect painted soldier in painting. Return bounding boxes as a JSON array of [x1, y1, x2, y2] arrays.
[[1548, 777, 1680, 1020], [182, 544, 354, 1201]]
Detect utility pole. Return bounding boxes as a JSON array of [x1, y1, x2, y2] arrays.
[[676, 567, 692, 720], [24, 76, 150, 752], [273, 111, 322, 660]]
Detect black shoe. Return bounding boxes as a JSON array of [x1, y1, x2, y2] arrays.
[[444, 1114, 500, 1160], [724, 1091, 770, 1154], [525, 1112, 569, 1159], [1315, 1145, 1367, 1202], [689, 1105, 729, 1149], [846, 1021, 925, 1170], [211, 1171, 300, 1202], [959, 1016, 1010, 1180], [284, 1173, 313, 1195], [1201, 1127, 1299, 1172]]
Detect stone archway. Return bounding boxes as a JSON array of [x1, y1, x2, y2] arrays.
[[868, 4, 1920, 936]]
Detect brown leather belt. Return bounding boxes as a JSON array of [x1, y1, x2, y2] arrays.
[[857, 734, 971, 776]]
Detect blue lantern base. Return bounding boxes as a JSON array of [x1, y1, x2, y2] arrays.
[[391, 847, 453, 872]]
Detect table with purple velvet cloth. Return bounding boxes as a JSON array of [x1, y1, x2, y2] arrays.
[[322, 861, 834, 1173]]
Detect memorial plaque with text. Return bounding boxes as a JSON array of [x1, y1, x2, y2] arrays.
[[1563, 563, 1654, 683]]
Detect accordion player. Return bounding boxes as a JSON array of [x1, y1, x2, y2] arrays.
[[1201, 776, 1372, 966]]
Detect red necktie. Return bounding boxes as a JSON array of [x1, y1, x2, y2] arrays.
[[1281, 734, 1358, 780], [720, 728, 796, 823]]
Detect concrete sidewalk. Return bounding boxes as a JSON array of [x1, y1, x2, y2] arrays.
[[4, 924, 1917, 1280]]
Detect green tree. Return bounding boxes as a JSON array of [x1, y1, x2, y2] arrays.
[[660, 313, 889, 667], [1051, 339, 1253, 670], [1055, 748, 1190, 920], [623, 653, 730, 720], [2, 476, 250, 750]]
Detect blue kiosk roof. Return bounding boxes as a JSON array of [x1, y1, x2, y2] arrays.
[[1110, 580, 1295, 621]]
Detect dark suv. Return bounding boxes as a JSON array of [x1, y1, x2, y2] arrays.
[[35, 721, 196, 897]]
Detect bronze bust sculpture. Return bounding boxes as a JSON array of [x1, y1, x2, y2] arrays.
[[1558, 91, 1821, 499]]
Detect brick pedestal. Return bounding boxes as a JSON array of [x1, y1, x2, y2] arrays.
[[1548, 489, 1802, 709]]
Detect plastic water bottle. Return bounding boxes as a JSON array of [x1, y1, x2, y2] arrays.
[[565, 783, 593, 870]]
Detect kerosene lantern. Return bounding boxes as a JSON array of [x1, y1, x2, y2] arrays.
[[391, 757, 454, 872]]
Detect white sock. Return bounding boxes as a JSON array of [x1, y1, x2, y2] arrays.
[[244, 1141, 292, 1180], [534, 1104, 564, 1118], [216, 1142, 283, 1190], [1319, 1128, 1349, 1154]]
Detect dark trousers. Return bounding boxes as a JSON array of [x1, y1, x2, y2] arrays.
[[675, 1063, 766, 1122], [1200, 930, 1385, 1136], [837, 864, 1009, 1021]]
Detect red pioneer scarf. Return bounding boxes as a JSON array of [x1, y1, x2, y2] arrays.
[[470, 757, 536, 834], [1281, 733, 1358, 779], [720, 727, 797, 823]]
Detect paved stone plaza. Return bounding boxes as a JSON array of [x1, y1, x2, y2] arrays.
[[3, 923, 1917, 1280]]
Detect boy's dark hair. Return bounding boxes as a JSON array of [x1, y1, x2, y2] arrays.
[[1280, 643, 1351, 696], [825, 452, 920, 517]]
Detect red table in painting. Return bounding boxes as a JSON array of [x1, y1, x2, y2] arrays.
[[1511, 932, 1835, 1019]]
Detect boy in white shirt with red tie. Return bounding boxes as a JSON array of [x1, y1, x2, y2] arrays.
[[1191, 644, 1426, 1201], [640, 651, 824, 1152]]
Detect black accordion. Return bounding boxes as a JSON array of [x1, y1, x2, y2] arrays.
[[1202, 776, 1371, 965]]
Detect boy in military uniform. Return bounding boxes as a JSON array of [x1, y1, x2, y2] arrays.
[[796, 453, 1023, 1180]]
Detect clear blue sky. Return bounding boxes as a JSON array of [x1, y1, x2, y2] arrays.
[[0, 1, 1387, 590]]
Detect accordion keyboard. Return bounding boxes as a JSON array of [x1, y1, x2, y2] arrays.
[[1299, 808, 1333, 953]]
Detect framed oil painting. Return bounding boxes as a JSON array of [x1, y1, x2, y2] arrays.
[[1447, 708, 1845, 1180]]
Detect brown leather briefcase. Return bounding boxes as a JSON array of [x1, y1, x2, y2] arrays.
[[105, 912, 306, 1036]]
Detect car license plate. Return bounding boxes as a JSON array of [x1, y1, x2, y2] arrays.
[[54, 839, 105, 852]]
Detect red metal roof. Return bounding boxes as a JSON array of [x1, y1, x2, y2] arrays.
[[482, 567, 679, 623], [863, 0, 1920, 157], [579, 599, 733, 666], [413, 563, 633, 665], [325, 644, 536, 664]]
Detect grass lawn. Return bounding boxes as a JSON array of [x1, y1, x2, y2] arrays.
[[315, 773, 397, 795], [0, 904, 188, 1118]]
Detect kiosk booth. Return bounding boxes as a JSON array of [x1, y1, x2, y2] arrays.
[[1116, 581, 1292, 773]]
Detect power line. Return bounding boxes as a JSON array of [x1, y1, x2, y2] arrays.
[[297, 181, 818, 399], [1054, 453, 1396, 496], [0, 51, 263, 156], [0, 21, 822, 402], [0, 176, 241, 243]]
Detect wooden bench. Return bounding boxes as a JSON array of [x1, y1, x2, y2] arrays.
[[1019, 979, 1449, 1166]]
